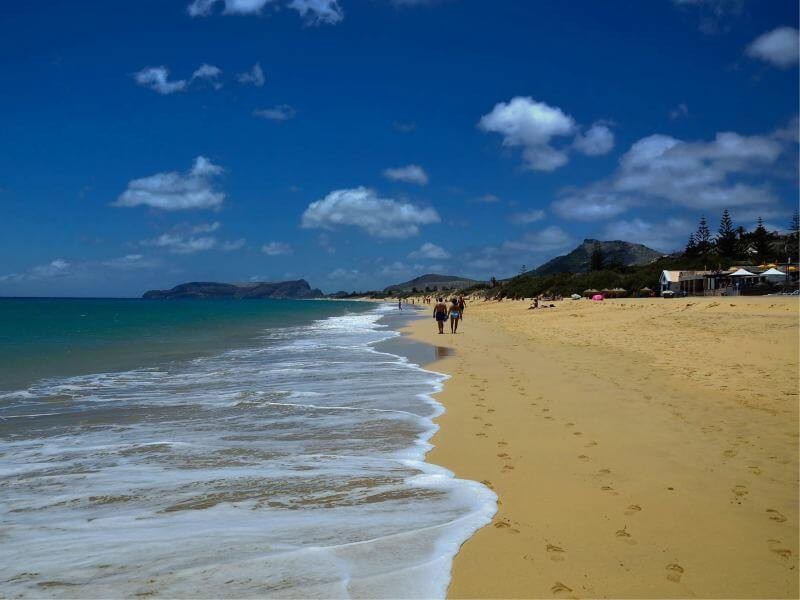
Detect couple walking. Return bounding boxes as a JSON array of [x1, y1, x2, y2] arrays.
[[433, 296, 466, 334]]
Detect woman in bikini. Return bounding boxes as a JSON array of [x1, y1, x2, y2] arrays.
[[448, 297, 461, 334]]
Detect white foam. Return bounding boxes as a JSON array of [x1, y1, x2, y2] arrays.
[[0, 304, 496, 598]]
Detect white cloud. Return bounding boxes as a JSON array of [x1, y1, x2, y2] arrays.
[[253, 105, 296, 121], [328, 268, 361, 281], [552, 127, 789, 220], [301, 186, 440, 239], [113, 156, 225, 211], [141, 233, 219, 254], [317, 233, 336, 254], [573, 123, 615, 156], [100, 254, 158, 269], [188, 0, 342, 24], [238, 63, 265, 87], [32, 259, 71, 278], [261, 241, 293, 256], [188, 0, 273, 16], [478, 97, 576, 171], [382, 164, 429, 185], [602, 217, 691, 252], [392, 120, 417, 133], [408, 242, 450, 260], [189, 221, 222, 234], [288, 0, 343, 24], [508, 209, 546, 225], [460, 226, 574, 277], [551, 190, 632, 221], [221, 238, 246, 251], [746, 27, 799, 68], [474, 193, 500, 203], [133, 66, 187, 95], [669, 103, 689, 120], [191, 63, 223, 88]]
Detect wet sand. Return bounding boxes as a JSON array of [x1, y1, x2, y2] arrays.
[[406, 296, 799, 599]]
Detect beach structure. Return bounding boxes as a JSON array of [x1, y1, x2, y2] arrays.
[[660, 264, 799, 296], [659, 270, 681, 294]]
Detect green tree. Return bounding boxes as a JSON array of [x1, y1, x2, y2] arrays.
[[716, 209, 737, 259], [590, 242, 605, 271], [684, 233, 698, 257], [788, 209, 800, 262], [752, 217, 771, 262], [695, 216, 712, 255]]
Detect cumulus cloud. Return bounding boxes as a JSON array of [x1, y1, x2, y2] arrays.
[[133, 66, 187, 95], [237, 63, 265, 87], [408, 242, 450, 260], [551, 190, 632, 221], [602, 217, 691, 252], [459, 226, 574, 277], [191, 63, 223, 88], [669, 103, 689, 120], [188, 0, 343, 24], [301, 186, 440, 239], [141, 233, 218, 254], [573, 123, 615, 156], [328, 267, 361, 281], [478, 97, 577, 171], [508, 209, 546, 225], [392, 120, 417, 133], [551, 127, 789, 220], [261, 241, 293, 256], [220, 238, 246, 251], [288, 0, 343, 24], [113, 156, 225, 211], [746, 27, 799, 68], [382, 164, 429, 185], [473, 193, 500, 203], [253, 105, 296, 121], [0, 254, 161, 283]]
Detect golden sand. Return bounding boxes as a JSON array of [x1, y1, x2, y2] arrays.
[[405, 296, 799, 599]]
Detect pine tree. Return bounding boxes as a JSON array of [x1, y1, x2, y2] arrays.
[[752, 217, 771, 262], [716, 209, 737, 259], [695, 216, 712, 256], [684, 233, 697, 257], [590, 242, 605, 271], [788, 210, 800, 262]]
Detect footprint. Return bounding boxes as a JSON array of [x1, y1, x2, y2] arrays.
[[598, 468, 611, 475], [665, 563, 684, 583], [767, 539, 792, 558], [497, 452, 509, 458], [480, 480, 494, 489], [493, 518, 520, 533], [625, 504, 642, 515], [766, 509, 787, 523], [546, 543, 566, 562], [475, 432, 487, 437], [585, 440, 598, 447], [551, 582, 573, 594], [502, 464, 514, 472], [615, 525, 631, 538], [573, 431, 582, 436], [497, 441, 508, 447], [578, 454, 591, 461], [731, 485, 748, 504]]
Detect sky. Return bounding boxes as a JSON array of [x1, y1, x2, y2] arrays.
[[0, 0, 798, 296]]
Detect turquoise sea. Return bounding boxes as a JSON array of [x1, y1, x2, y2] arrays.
[[0, 298, 494, 598]]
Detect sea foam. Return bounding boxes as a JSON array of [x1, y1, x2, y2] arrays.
[[0, 304, 495, 598]]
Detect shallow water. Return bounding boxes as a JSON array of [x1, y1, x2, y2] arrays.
[[0, 302, 495, 598]]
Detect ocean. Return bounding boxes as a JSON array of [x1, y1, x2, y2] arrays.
[[0, 298, 495, 598]]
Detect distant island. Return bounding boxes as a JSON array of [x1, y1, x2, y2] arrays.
[[142, 280, 323, 300]]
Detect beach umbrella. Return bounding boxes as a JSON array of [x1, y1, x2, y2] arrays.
[[640, 286, 652, 292], [570, 293, 581, 300], [729, 268, 756, 276], [591, 294, 604, 302], [760, 267, 785, 276]]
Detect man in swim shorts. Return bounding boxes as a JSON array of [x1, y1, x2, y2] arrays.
[[433, 297, 448, 334], [448, 297, 461, 334]]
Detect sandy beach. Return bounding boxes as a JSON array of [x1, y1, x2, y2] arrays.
[[406, 296, 799, 599]]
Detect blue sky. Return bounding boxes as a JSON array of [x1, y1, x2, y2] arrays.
[[1, 0, 797, 296]]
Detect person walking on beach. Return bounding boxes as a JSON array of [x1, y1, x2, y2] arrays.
[[398, 298, 402, 310], [449, 297, 461, 334], [433, 297, 448, 334], [457, 295, 466, 320]]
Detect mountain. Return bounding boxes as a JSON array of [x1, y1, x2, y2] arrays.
[[143, 279, 324, 300], [384, 273, 485, 293], [533, 239, 663, 275]]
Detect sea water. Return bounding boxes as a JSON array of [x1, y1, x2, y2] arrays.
[[0, 299, 495, 598]]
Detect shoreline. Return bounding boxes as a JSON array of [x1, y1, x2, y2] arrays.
[[405, 296, 799, 598]]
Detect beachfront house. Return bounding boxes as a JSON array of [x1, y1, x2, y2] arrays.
[[659, 270, 681, 294]]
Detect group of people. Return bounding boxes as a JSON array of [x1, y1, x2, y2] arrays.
[[433, 296, 466, 334]]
